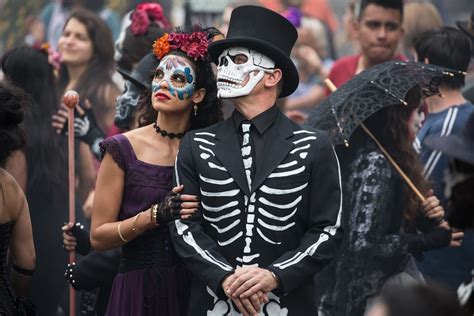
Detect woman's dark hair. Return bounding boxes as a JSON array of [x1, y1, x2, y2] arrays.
[[0, 82, 27, 167], [338, 87, 429, 225], [58, 9, 115, 112], [136, 27, 223, 129], [1, 46, 67, 199]]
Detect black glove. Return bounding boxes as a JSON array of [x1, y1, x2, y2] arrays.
[[74, 108, 105, 160], [403, 227, 451, 257], [70, 222, 92, 255], [155, 192, 182, 224], [64, 249, 121, 291]]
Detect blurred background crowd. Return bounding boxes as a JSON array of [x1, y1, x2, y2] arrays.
[[0, 0, 473, 315]]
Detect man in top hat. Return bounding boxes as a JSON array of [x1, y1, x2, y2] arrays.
[[169, 5, 343, 315]]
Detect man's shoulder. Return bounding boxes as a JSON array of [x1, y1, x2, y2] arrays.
[[330, 55, 359, 72], [328, 55, 359, 87], [185, 120, 228, 139]]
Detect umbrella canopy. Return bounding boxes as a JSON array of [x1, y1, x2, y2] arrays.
[[306, 61, 460, 145]]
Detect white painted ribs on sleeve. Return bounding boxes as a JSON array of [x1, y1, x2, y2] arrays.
[[174, 220, 233, 271], [273, 233, 329, 269]]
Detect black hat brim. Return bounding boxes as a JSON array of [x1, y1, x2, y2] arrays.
[[209, 37, 299, 98], [117, 67, 149, 90], [425, 135, 474, 165]]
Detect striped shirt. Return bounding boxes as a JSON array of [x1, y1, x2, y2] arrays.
[[415, 102, 474, 206]]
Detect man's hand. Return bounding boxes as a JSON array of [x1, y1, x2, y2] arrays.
[[226, 266, 278, 299], [222, 272, 269, 315]]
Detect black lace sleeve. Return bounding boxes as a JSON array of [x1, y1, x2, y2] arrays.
[[99, 137, 126, 171]]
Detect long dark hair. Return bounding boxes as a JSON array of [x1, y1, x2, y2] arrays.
[[0, 82, 27, 168], [58, 9, 115, 113], [338, 87, 429, 225], [1, 46, 67, 199]]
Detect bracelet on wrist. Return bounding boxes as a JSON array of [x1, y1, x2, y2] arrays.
[[132, 212, 142, 235], [151, 204, 159, 226], [117, 221, 128, 243]]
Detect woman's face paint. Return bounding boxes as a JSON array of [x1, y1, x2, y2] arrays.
[[152, 55, 196, 101]]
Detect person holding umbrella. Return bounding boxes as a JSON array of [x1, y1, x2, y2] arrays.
[[308, 61, 461, 315]]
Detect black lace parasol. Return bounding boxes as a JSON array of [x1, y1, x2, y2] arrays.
[[306, 61, 460, 146]]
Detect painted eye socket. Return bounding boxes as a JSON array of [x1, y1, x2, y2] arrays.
[[154, 69, 164, 81], [232, 54, 248, 64], [171, 72, 187, 87]]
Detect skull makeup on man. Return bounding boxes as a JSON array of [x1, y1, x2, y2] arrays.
[[216, 47, 275, 98]]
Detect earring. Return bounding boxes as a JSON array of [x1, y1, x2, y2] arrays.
[[193, 104, 198, 116]]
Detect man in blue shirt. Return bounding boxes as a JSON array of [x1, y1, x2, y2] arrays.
[[414, 26, 474, 289]]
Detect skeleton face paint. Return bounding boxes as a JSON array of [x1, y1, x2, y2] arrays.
[[216, 47, 275, 99], [114, 80, 141, 130], [152, 55, 196, 101]]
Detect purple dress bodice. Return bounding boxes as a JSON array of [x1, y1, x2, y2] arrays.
[[100, 134, 174, 220]]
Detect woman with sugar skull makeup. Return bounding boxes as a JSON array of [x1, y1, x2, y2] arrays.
[[89, 26, 222, 316], [169, 6, 343, 315]]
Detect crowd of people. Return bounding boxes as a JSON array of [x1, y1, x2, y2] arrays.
[[0, 0, 473, 315]]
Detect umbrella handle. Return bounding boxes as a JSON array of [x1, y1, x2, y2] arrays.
[[324, 79, 425, 203]]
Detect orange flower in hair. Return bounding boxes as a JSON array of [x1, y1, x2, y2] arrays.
[[152, 33, 170, 59]]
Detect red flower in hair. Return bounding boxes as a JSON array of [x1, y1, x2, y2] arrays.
[[131, 2, 170, 36], [152, 29, 210, 61], [180, 31, 209, 61]]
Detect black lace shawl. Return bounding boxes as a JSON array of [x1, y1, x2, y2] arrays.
[[316, 143, 409, 316]]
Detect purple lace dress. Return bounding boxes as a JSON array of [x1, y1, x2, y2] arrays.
[[100, 134, 189, 316]]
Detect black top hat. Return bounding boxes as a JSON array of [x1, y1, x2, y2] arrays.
[[425, 112, 474, 165], [208, 5, 299, 98], [117, 53, 159, 90]]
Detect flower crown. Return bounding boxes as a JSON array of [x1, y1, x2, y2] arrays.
[[131, 3, 171, 36], [38, 43, 62, 75], [152, 30, 210, 62]]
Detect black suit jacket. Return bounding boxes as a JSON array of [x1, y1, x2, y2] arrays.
[[169, 110, 343, 315]]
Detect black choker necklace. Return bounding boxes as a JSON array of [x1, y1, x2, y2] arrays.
[[153, 122, 186, 139]]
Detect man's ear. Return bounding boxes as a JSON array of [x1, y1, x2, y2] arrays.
[[264, 69, 283, 89], [192, 88, 206, 104], [423, 57, 430, 65]]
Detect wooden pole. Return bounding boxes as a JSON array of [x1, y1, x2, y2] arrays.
[[63, 90, 79, 316], [324, 79, 425, 202]]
